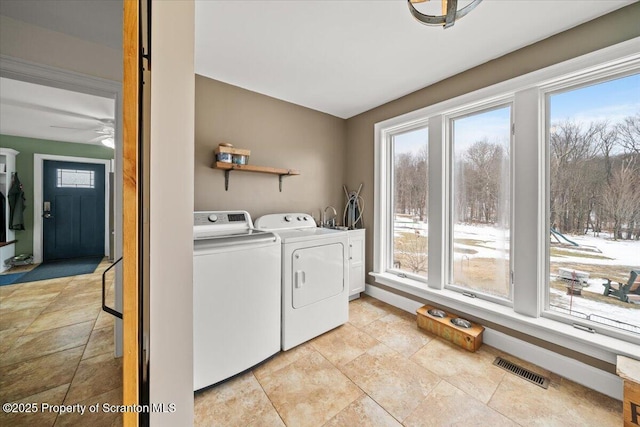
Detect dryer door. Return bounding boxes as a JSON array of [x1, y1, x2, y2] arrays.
[[291, 242, 344, 309]]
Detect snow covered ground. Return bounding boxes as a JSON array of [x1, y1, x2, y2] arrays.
[[550, 287, 638, 333], [396, 218, 639, 266], [550, 232, 639, 267]]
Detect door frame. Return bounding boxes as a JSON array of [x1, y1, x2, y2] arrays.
[[34, 154, 111, 263], [1, 55, 125, 359], [0, 54, 123, 264]]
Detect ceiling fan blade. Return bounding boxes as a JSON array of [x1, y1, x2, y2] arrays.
[[89, 135, 111, 143], [95, 127, 115, 136], [50, 125, 96, 131]]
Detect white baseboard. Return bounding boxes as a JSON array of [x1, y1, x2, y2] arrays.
[[364, 284, 623, 400]]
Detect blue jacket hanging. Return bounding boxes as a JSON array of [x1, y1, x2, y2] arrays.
[[8, 173, 26, 231]]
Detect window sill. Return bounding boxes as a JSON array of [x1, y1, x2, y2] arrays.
[[370, 272, 640, 364]]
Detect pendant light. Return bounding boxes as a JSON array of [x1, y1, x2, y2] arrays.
[[408, 0, 483, 29]]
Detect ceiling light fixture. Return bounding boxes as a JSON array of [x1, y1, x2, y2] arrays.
[[408, 0, 483, 29], [102, 137, 115, 149]]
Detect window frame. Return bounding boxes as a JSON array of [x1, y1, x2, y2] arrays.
[[57, 168, 96, 189], [378, 117, 431, 284], [373, 37, 640, 359], [539, 66, 640, 333], [444, 101, 515, 305], [387, 124, 430, 283]]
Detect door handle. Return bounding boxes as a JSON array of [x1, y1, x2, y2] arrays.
[[43, 201, 52, 219], [295, 270, 305, 288], [102, 257, 123, 319]]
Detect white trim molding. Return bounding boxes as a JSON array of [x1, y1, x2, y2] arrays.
[[33, 154, 111, 264], [0, 54, 120, 99]]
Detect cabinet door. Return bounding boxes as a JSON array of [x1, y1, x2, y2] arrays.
[[349, 230, 365, 295], [350, 235, 364, 265]]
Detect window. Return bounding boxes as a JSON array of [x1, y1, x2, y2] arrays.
[[449, 106, 512, 300], [373, 40, 640, 350], [391, 128, 429, 279], [546, 73, 640, 334], [57, 169, 95, 188]]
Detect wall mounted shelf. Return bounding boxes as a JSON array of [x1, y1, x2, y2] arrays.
[[212, 162, 300, 192]]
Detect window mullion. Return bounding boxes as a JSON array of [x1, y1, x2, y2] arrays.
[[428, 115, 445, 290], [512, 88, 542, 317]]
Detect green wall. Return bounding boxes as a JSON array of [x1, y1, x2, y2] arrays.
[[0, 134, 114, 256]]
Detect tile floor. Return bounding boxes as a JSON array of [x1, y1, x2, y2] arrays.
[[0, 259, 122, 427], [195, 295, 622, 427]]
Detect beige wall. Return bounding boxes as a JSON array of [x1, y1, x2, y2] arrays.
[[344, 2, 640, 284], [149, 0, 195, 425], [194, 76, 347, 223], [0, 15, 122, 82]]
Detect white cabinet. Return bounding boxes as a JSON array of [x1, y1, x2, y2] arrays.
[[348, 229, 365, 297], [0, 148, 19, 273]]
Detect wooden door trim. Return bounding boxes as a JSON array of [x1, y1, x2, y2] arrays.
[[123, 0, 140, 425]]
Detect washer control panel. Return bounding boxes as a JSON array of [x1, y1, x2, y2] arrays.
[[194, 211, 250, 227]]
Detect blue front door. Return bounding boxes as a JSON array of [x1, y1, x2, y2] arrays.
[[43, 160, 105, 261]]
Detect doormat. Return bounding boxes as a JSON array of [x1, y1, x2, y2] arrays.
[[12, 256, 104, 284], [0, 273, 26, 286]]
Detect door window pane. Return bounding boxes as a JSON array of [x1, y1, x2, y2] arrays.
[[547, 73, 640, 335], [392, 128, 428, 278], [451, 106, 511, 298], [57, 169, 95, 189]]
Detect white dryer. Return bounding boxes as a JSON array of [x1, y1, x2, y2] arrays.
[[254, 213, 349, 351]]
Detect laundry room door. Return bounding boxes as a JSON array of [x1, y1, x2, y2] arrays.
[[43, 160, 105, 261]]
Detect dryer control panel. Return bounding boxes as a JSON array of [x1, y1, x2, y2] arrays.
[[254, 213, 315, 230]]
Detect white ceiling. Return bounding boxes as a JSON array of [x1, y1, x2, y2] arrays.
[[0, 78, 115, 145], [0, 0, 633, 144], [195, 0, 633, 118]]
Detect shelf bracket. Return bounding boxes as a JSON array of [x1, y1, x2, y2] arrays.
[[224, 170, 230, 191], [278, 172, 293, 192]]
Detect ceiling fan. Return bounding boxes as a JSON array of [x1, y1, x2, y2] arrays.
[[51, 119, 115, 148], [3, 98, 116, 148]]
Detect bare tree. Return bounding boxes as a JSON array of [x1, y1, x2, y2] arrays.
[[394, 152, 413, 215], [415, 145, 429, 221], [461, 139, 508, 225], [395, 231, 427, 274], [597, 121, 618, 184], [617, 113, 640, 155], [549, 120, 602, 233], [394, 146, 428, 221], [602, 157, 640, 240]]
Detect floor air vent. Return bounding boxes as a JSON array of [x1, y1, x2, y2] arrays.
[[493, 357, 550, 389]]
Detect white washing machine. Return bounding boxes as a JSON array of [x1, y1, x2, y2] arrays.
[[193, 211, 281, 390], [254, 213, 349, 351]]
